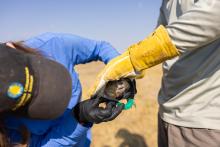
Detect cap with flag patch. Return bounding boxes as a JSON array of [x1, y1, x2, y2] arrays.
[[0, 43, 72, 119]]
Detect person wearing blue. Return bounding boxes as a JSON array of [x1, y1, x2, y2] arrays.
[[0, 32, 125, 147]]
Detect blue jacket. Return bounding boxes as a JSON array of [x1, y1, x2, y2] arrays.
[[4, 33, 119, 146]]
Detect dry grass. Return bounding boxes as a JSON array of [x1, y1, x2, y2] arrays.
[[75, 62, 162, 147]]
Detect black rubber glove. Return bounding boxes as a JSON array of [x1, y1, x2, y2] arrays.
[[73, 97, 124, 124]]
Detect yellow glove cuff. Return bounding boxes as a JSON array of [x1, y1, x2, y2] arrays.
[[128, 25, 180, 71]]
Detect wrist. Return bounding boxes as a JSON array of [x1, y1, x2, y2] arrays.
[[73, 103, 93, 126]]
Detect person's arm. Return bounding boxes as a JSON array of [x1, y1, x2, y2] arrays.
[[166, 0, 220, 52], [29, 98, 124, 147], [24, 33, 119, 66], [89, 0, 220, 96], [29, 114, 91, 147], [57, 33, 120, 65]]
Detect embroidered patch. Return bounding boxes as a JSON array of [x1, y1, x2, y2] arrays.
[[12, 67, 34, 111], [7, 82, 24, 99]]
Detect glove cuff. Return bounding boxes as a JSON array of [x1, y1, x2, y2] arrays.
[[128, 25, 180, 71]]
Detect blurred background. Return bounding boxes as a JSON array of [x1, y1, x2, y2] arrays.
[[0, 0, 161, 51], [1, 0, 162, 146]]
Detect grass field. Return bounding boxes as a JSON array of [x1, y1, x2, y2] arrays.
[[75, 62, 162, 147]]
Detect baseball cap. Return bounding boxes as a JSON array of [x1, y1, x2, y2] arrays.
[[0, 43, 72, 119]]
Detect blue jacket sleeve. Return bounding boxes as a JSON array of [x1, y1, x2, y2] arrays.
[[58, 33, 120, 65], [30, 113, 91, 147], [24, 33, 120, 66]]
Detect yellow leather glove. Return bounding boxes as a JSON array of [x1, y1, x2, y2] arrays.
[[89, 50, 140, 97], [129, 25, 180, 71], [89, 25, 180, 96]]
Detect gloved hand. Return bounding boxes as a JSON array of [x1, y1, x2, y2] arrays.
[[101, 79, 137, 110], [89, 25, 180, 96], [89, 51, 140, 97], [73, 97, 124, 124]]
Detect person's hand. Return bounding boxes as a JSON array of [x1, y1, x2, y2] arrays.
[[89, 51, 141, 97], [89, 25, 179, 97], [73, 97, 124, 124]]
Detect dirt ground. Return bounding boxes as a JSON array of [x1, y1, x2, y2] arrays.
[[75, 62, 162, 147]]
